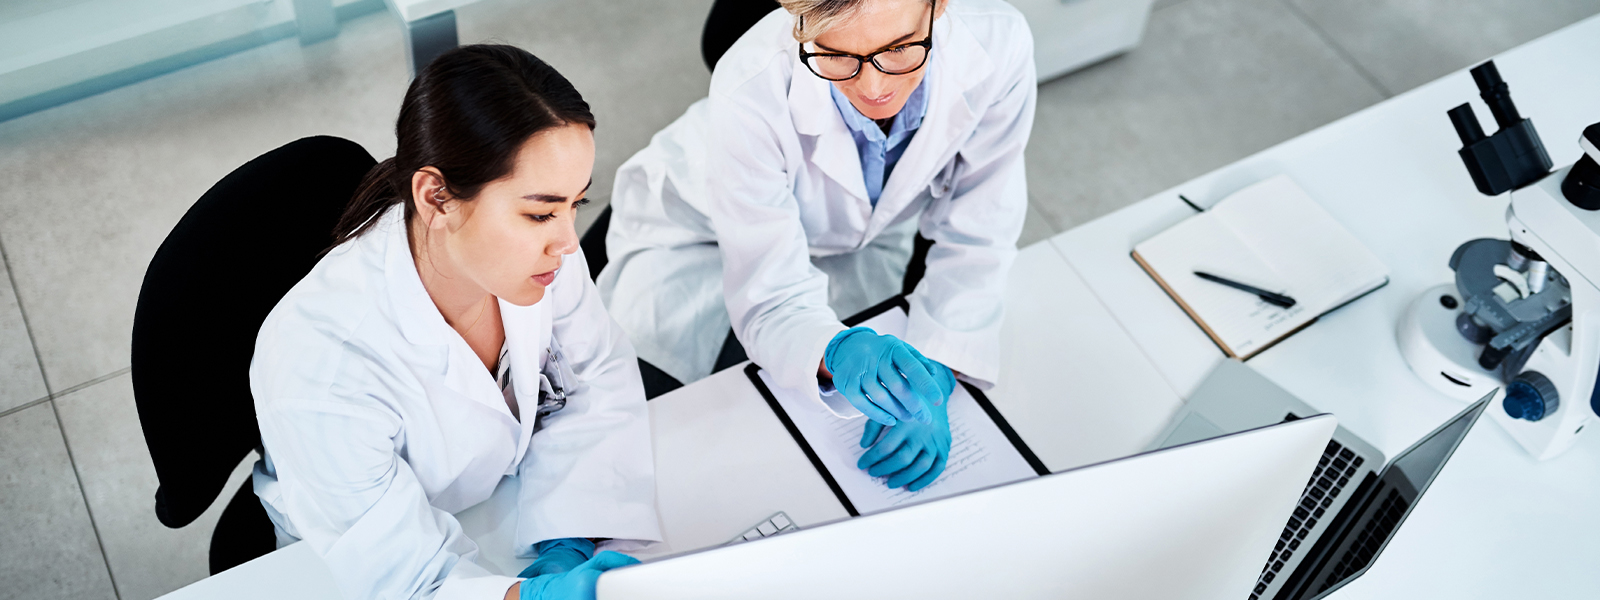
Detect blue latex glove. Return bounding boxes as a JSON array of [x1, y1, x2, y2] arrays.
[[858, 394, 951, 491], [907, 348, 957, 402], [823, 328, 945, 426], [518, 538, 595, 578], [518, 551, 639, 600]]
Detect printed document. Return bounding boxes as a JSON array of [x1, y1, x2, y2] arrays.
[[757, 309, 1037, 514]]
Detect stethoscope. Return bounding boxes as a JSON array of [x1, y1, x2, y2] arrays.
[[532, 337, 571, 432]]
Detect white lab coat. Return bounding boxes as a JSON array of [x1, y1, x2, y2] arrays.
[[599, 0, 1036, 409], [250, 205, 660, 600]]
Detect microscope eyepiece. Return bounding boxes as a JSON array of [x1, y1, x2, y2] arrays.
[[1469, 60, 1503, 89], [1471, 61, 1523, 129], [1448, 61, 1552, 195], [1449, 104, 1486, 145]]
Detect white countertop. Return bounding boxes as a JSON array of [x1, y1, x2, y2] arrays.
[[1049, 14, 1600, 599]]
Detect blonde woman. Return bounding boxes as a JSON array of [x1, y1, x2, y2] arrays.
[[600, 0, 1035, 491]]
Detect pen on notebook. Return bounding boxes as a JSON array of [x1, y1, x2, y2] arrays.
[[1178, 194, 1205, 213], [1194, 271, 1297, 308]]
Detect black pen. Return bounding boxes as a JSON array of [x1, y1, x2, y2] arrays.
[[1194, 271, 1297, 308], [1178, 194, 1204, 213]]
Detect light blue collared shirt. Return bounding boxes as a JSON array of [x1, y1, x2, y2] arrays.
[[828, 73, 930, 206]]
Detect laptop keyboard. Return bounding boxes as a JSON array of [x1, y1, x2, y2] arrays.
[[1249, 440, 1364, 600], [727, 511, 799, 544], [1317, 488, 1408, 592]]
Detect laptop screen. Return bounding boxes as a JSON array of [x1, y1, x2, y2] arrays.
[[1287, 397, 1489, 600]]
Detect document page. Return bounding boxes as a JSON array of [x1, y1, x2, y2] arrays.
[[1212, 175, 1390, 310], [757, 309, 1038, 515]]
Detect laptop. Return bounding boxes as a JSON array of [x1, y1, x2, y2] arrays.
[[1149, 359, 1491, 600], [597, 414, 1340, 600]]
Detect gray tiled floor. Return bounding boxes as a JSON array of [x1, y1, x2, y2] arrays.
[[0, 12, 410, 396], [456, 0, 717, 234], [1017, 197, 1057, 249], [0, 254, 47, 413], [0, 403, 117, 600], [1026, 0, 1387, 232], [1287, 0, 1600, 95], [1, 0, 1595, 598], [53, 374, 258, 600]]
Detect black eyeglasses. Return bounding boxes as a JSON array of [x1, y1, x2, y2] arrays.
[[798, 6, 933, 82]]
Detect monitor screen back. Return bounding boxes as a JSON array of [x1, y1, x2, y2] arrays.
[[597, 415, 1338, 600]]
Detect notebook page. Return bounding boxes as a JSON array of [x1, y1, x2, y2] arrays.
[[1133, 213, 1313, 357], [757, 309, 1037, 515], [1210, 175, 1389, 310]]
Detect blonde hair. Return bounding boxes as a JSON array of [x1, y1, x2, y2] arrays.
[[779, 0, 936, 44]]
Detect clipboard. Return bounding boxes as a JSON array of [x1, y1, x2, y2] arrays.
[[743, 295, 1048, 517]]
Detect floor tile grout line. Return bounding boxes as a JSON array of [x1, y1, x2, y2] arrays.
[[1278, 0, 1394, 98], [0, 367, 139, 420], [0, 234, 55, 400], [0, 394, 52, 420], [0, 232, 124, 598], [49, 397, 124, 600], [51, 366, 134, 401]]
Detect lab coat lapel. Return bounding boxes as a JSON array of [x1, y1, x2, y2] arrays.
[[379, 205, 519, 423], [872, 13, 988, 234], [790, 54, 872, 205], [380, 206, 445, 351], [500, 296, 550, 469]]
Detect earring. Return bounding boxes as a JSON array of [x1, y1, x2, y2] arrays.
[[432, 186, 448, 207]]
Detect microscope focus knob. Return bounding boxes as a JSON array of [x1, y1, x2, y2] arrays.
[[1504, 371, 1559, 421]]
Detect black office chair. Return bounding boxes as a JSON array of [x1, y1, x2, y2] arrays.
[[701, 0, 783, 72], [579, 205, 612, 281], [131, 136, 377, 574]]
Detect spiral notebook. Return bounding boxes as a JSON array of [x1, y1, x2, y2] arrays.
[[1131, 175, 1390, 360]]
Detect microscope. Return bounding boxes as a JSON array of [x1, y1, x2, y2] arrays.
[[1397, 60, 1600, 460]]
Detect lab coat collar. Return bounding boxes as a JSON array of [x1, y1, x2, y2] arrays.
[[790, 54, 871, 203], [787, 12, 989, 236], [378, 206, 450, 351], [499, 295, 549, 469], [871, 11, 987, 232], [377, 205, 541, 452]]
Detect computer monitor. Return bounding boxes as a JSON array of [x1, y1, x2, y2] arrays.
[[597, 415, 1339, 600]]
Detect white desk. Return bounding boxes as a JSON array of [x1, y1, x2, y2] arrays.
[[155, 237, 1179, 598], [455, 364, 854, 567], [453, 237, 1181, 571], [1050, 15, 1600, 599]]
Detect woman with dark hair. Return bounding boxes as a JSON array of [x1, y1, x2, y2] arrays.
[[249, 45, 659, 600]]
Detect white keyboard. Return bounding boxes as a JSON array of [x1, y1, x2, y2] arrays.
[[728, 511, 799, 544]]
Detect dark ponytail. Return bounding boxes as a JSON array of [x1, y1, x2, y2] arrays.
[[333, 44, 597, 245]]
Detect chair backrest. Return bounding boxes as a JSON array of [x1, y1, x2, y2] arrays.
[[579, 205, 612, 280], [700, 0, 782, 72], [131, 136, 376, 528]]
